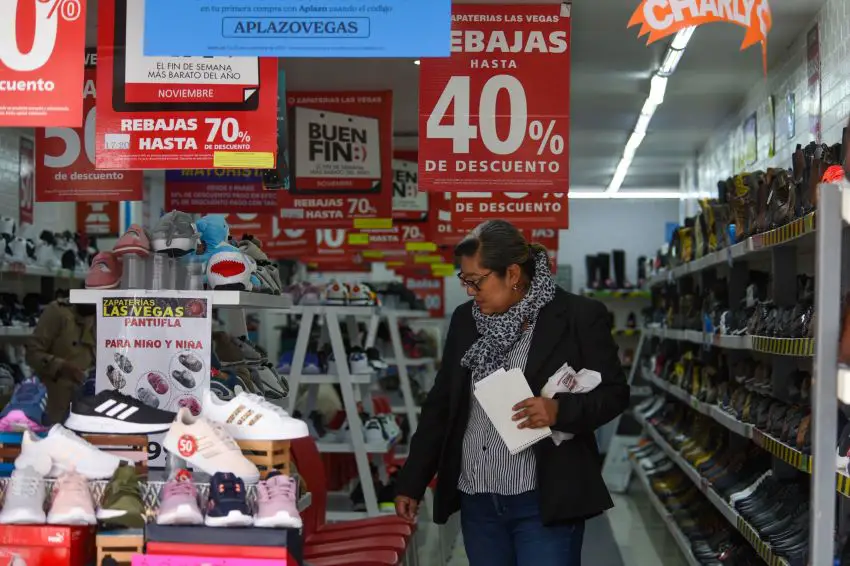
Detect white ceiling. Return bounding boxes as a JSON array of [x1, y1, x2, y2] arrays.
[[86, 0, 826, 191]]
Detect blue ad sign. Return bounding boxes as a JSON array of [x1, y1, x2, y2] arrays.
[[143, 0, 452, 58]]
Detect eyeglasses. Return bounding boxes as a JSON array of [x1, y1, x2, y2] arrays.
[[457, 271, 492, 292]]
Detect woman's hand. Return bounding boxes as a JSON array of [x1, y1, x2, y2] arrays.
[[394, 495, 419, 522], [512, 397, 559, 429]]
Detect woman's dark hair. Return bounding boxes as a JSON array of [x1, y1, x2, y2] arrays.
[[454, 220, 547, 281]]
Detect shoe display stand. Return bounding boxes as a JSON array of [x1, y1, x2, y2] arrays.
[[639, 186, 838, 565]]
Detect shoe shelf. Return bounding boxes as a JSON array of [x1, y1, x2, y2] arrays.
[[70, 289, 295, 310], [0, 326, 33, 338], [628, 456, 704, 566], [645, 211, 817, 288], [644, 327, 753, 351], [612, 328, 641, 337], [581, 289, 652, 299], [0, 262, 86, 280], [383, 356, 436, 367], [637, 415, 791, 566], [643, 369, 754, 439], [749, 336, 814, 357], [315, 437, 397, 454], [294, 371, 375, 385]]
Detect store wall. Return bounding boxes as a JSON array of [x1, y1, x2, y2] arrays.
[[692, 0, 846, 187], [443, 199, 679, 314]]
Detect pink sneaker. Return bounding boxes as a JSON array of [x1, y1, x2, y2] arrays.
[[156, 471, 203, 525], [114, 224, 151, 257], [147, 372, 169, 395], [85, 252, 122, 289], [46, 470, 96, 525], [254, 471, 302, 528]]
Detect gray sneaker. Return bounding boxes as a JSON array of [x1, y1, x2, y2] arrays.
[[0, 466, 46, 524], [136, 388, 160, 409], [151, 211, 198, 257]]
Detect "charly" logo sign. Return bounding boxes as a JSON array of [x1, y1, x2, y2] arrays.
[[628, 0, 772, 69]]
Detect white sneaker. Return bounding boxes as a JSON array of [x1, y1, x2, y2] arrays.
[[348, 283, 373, 306], [35, 242, 60, 270], [0, 217, 16, 241], [162, 407, 260, 484], [20, 425, 130, 479], [201, 390, 308, 441], [8, 237, 30, 264], [364, 418, 386, 444], [348, 349, 370, 374], [0, 466, 47, 524], [324, 280, 348, 305]]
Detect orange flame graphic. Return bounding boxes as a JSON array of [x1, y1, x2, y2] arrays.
[[628, 0, 773, 73]]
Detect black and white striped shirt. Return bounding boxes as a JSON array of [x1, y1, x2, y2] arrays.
[[458, 322, 537, 495]]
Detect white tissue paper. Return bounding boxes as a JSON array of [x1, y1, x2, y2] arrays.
[[540, 362, 602, 445]]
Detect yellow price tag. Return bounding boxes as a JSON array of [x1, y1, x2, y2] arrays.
[[406, 242, 438, 252], [348, 233, 370, 245], [362, 250, 385, 259], [414, 255, 442, 264], [353, 218, 393, 229], [213, 152, 275, 168]]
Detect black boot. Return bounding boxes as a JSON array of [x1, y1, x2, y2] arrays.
[[612, 249, 628, 289], [584, 255, 598, 289], [637, 256, 647, 285], [597, 253, 613, 289]]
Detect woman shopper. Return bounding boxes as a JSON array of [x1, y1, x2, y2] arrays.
[[394, 220, 629, 566]]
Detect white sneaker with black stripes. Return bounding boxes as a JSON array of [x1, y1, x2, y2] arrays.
[[64, 391, 176, 435]]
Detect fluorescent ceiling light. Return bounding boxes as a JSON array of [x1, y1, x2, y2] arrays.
[[649, 75, 668, 105], [659, 48, 684, 76], [671, 26, 696, 50]]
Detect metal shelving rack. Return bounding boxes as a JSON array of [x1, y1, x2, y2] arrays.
[[634, 190, 836, 565]]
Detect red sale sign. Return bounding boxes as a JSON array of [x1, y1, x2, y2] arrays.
[[449, 192, 568, 228], [165, 170, 277, 214], [0, 0, 86, 126], [419, 4, 570, 192], [95, 0, 277, 169], [35, 50, 143, 202], [265, 224, 314, 261], [278, 92, 393, 228], [403, 276, 445, 318]]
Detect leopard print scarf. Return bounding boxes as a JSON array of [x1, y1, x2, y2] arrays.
[[461, 249, 557, 381]]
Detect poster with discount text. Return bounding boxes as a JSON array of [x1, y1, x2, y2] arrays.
[[0, 0, 87, 126], [18, 138, 34, 224], [76, 202, 120, 236], [450, 192, 568, 229], [142, 0, 451, 59], [419, 4, 570, 192], [524, 227, 559, 274], [393, 159, 427, 221], [428, 192, 463, 246], [35, 49, 143, 202], [96, 291, 213, 466], [95, 0, 278, 170], [278, 92, 393, 228], [264, 223, 314, 261], [402, 276, 445, 318], [166, 170, 278, 214]]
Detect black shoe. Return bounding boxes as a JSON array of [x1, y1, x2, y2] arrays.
[[64, 390, 176, 434]]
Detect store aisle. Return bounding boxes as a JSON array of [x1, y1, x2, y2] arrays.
[[427, 485, 688, 566]]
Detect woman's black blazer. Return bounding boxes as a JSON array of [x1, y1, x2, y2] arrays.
[[395, 287, 630, 526]]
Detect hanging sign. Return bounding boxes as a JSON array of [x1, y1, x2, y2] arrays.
[[402, 276, 445, 318], [166, 170, 277, 214], [428, 193, 462, 246], [628, 0, 772, 70], [76, 202, 120, 236], [35, 49, 144, 202], [0, 0, 87, 126], [95, 0, 278, 170], [221, 213, 273, 243], [419, 4, 570, 192], [278, 92, 393, 228], [96, 291, 213, 466], [142, 0, 451, 59], [265, 224, 314, 261], [393, 159, 427, 221], [449, 192, 568, 229]]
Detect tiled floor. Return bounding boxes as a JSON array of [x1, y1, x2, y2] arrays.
[[416, 482, 689, 566]]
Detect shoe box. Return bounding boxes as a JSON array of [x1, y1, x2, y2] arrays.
[[0, 526, 95, 566], [132, 554, 285, 565], [145, 525, 301, 563]]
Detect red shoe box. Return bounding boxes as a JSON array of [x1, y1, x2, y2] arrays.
[[0, 526, 95, 566], [146, 542, 294, 562]]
